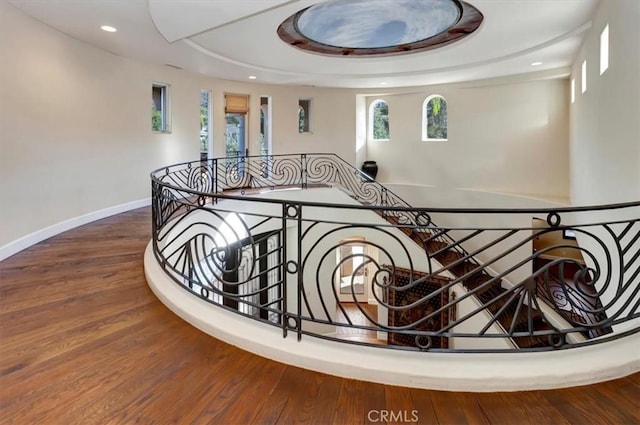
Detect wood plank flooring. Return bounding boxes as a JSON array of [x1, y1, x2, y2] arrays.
[[1, 207, 638, 425], [335, 303, 385, 344]]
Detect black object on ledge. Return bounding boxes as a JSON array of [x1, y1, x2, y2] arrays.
[[361, 160, 378, 181]]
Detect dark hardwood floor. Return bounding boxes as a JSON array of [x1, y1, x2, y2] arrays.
[[1, 207, 638, 424], [335, 303, 385, 345]]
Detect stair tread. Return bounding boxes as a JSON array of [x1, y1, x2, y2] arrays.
[[381, 210, 555, 349]]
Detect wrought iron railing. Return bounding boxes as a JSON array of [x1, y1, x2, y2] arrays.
[[151, 153, 640, 352]]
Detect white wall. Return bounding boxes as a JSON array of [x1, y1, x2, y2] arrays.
[[570, 0, 640, 205], [268, 87, 356, 161], [0, 1, 356, 249], [207, 80, 356, 161], [0, 1, 189, 247], [364, 79, 570, 199], [567, 0, 640, 331]]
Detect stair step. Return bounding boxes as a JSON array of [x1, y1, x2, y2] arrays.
[[433, 250, 465, 266], [466, 281, 504, 301], [423, 239, 448, 253], [380, 209, 555, 349], [450, 261, 480, 277]]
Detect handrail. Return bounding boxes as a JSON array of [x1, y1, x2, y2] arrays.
[[151, 153, 640, 213], [150, 153, 640, 352]]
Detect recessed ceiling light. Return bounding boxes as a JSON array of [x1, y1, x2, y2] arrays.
[[101, 25, 117, 33], [531, 61, 543, 66], [248, 75, 257, 80]]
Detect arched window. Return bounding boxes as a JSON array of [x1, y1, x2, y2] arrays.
[[369, 99, 389, 141], [422, 95, 448, 141]]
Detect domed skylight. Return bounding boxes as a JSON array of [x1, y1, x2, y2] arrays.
[[278, 0, 483, 56], [296, 0, 461, 49]]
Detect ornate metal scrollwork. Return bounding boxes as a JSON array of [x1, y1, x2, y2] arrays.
[[150, 153, 640, 352]]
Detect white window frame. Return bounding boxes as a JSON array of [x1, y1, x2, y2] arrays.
[[368, 99, 389, 142], [570, 78, 576, 104], [422, 94, 448, 142]]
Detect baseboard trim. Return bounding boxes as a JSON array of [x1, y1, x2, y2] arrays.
[[0, 198, 151, 261]]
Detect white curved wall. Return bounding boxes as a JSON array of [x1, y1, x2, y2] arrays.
[[364, 79, 571, 199], [567, 0, 640, 332], [0, 1, 195, 249], [0, 0, 356, 254], [145, 241, 640, 391], [570, 0, 640, 205]]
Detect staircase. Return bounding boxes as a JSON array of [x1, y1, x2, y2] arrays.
[[384, 215, 554, 349]]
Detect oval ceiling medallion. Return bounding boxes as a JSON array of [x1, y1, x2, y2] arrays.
[[278, 0, 483, 56]]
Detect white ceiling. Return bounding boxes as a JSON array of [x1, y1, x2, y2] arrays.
[[7, 0, 599, 88]]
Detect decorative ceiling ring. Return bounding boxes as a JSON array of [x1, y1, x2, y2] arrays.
[[277, 0, 483, 57]]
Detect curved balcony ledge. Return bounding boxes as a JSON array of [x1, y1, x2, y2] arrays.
[[147, 154, 639, 390], [145, 242, 639, 391]]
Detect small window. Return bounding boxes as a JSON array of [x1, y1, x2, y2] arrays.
[[581, 60, 587, 94], [298, 99, 311, 133], [200, 90, 211, 158], [369, 99, 389, 141], [600, 25, 609, 75], [422, 95, 448, 141], [260, 96, 272, 156], [152, 83, 170, 132], [570, 78, 576, 104]]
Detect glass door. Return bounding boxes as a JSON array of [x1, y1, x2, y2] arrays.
[[225, 112, 245, 158], [336, 239, 369, 303]]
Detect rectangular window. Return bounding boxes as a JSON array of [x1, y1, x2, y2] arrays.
[[200, 90, 211, 160], [600, 25, 609, 75], [298, 99, 311, 133], [224, 93, 249, 157], [152, 83, 171, 132], [570, 78, 575, 104], [260, 96, 272, 156], [581, 60, 587, 94], [369, 99, 389, 141]]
